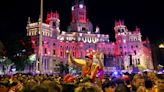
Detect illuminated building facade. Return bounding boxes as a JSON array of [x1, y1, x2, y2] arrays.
[[26, 0, 154, 73]]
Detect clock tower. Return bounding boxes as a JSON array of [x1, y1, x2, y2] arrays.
[[70, 0, 93, 33]]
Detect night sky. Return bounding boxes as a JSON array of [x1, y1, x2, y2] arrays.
[[0, 0, 163, 44]]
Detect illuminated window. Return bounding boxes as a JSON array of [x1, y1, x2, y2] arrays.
[[48, 32, 50, 36], [79, 4, 84, 8], [53, 22, 56, 27], [30, 32, 32, 36], [135, 59, 138, 64], [42, 31, 45, 36], [31, 31, 33, 35], [34, 30, 36, 35], [50, 32, 52, 37], [123, 39, 126, 43], [80, 16, 84, 20], [81, 52, 83, 57], [118, 29, 121, 32], [79, 12, 84, 16], [121, 29, 124, 32], [32, 30, 35, 35], [138, 59, 140, 64], [134, 50, 136, 55], [73, 52, 75, 56], [82, 27, 86, 31], [35, 30, 37, 35], [60, 52, 63, 56], [71, 6, 74, 10], [53, 50, 55, 55], [45, 48, 47, 54]]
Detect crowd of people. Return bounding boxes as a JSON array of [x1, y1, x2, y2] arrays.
[[0, 51, 163, 92], [0, 71, 163, 92]]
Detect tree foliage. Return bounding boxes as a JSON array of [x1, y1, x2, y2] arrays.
[[0, 40, 7, 58], [0, 57, 13, 74], [3, 34, 33, 71]]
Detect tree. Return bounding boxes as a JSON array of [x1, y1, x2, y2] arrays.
[[0, 40, 6, 57], [0, 40, 12, 74], [0, 57, 13, 74], [3, 58, 13, 74], [14, 36, 34, 71], [4, 35, 34, 71], [13, 54, 27, 71]]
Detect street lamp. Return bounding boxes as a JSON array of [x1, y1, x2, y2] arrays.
[[159, 43, 164, 48], [39, 0, 43, 73]]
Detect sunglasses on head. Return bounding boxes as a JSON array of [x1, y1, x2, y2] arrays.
[[85, 56, 93, 59]]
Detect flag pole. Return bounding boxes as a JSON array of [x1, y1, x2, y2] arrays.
[[39, 0, 43, 73]]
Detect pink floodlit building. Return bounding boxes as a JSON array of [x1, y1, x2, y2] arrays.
[[26, 0, 154, 73]]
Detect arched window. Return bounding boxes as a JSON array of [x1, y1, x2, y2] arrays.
[[73, 52, 75, 57], [118, 29, 121, 32], [53, 22, 56, 27], [124, 52, 127, 55], [82, 27, 86, 31], [134, 50, 136, 55], [31, 31, 34, 35], [45, 48, 47, 54], [60, 52, 62, 56], [121, 29, 124, 32], [120, 51, 123, 55], [79, 12, 84, 16], [53, 50, 55, 55], [138, 59, 140, 64]]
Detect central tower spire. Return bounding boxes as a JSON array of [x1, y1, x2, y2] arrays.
[[70, 0, 93, 32], [71, 0, 86, 23]]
